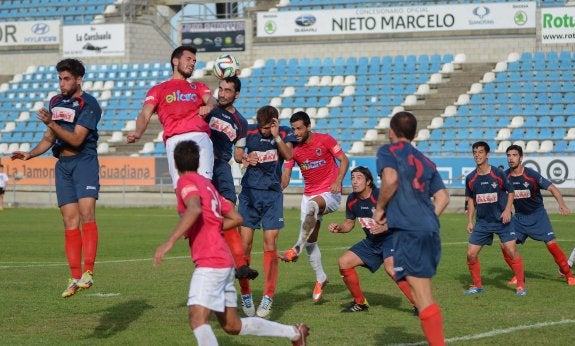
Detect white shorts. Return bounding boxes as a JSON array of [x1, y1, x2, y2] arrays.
[[187, 267, 238, 312], [300, 192, 341, 221], [165, 132, 214, 188]]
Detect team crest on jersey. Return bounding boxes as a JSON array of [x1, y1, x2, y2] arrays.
[[315, 148, 322, 156], [491, 182, 498, 189], [523, 182, 530, 188]]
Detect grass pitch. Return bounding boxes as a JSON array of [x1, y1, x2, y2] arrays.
[[1, 207, 574, 345]]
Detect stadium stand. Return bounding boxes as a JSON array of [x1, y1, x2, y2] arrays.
[[0, 0, 116, 24]]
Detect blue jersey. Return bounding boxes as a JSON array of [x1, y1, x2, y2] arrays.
[[346, 187, 389, 242], [505, 166, 552, 215], [376, 141, 444, 233], [240, 125, 296, 191], [205, 107, 248, 162], [48, 92, 101, 157], [465, 165, 514, 224]]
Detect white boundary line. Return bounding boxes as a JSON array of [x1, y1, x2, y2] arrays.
[[391, 319, 575, 345]]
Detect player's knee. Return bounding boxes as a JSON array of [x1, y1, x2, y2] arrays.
[[306, 200, 319, 217], [221, 318, 242, 335]]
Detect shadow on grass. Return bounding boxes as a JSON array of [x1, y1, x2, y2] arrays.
[[375, 326, 423, 345], [88, 299, 153, 339]]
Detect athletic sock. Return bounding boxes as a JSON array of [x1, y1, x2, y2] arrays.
[[510, 257, 525, 288], [547, 242, 573, 278], [305, 242, 327, 283], [419, 303, 445, 346], [239, 318, 299, 340], [64, 228, 82, 279], [500, 245, 513, 270], [192, 324, 218, 346], [467, 258, 482, 288], [340, 268, 365, 304], [394, 277, 416, 306], [223, 228, 247, 268], [263, 250, 278, 298], [82, 222, 98, 273]]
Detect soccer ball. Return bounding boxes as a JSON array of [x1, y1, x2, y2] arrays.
[[213, 54, 240, 79]]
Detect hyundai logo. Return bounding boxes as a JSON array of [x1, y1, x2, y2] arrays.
[[295, 15, 316, 27], [31, 23, 50, 35]]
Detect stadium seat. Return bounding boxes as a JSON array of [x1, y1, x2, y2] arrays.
[[538, 140, 554, 153], [525, 140, 540, 153]]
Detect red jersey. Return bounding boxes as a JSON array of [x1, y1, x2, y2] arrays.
[[144, 79, 212, 142], [284, 132, 344, 196], [176, 172, 234, 268]]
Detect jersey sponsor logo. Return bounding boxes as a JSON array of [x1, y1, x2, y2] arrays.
[[209, 117, 237, 141], [476, 192, 498, 204], [145, 96, 154, 102], [86, 185, 97, 190], [315, 148, 322, 156], [255, 149, 278, 163], [358, 217, 377, 229], [299, 159, 326, 171], [165, 90, 199, 103], [51, 107, 76, 122], [514, 189, 531, 199]]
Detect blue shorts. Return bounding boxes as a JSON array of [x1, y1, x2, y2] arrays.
[[55, 154, 100, 207], [212, 159, 237, 204], [238, 187, 284, 230], [469, 221, 516, 246], [349, 235, 394, 273], [391, 229, 441, 281], [514, 208, 555, 244]]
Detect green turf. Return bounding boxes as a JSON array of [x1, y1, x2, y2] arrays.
[[1, 207, 574, 345]]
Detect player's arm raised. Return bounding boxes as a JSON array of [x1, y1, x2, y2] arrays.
[[271, 119, 293, 161], [153, 194, 202, 266], [127, 103, 155, 143], [198, 92, 217, 117]]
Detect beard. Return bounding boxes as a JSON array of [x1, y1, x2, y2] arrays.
[[177, 65, 192, 79]]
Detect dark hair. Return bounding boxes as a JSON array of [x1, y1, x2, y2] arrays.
[[290, 111, 311, 126], [256, 105, 279, 127], [174, 140, 200, 173], [170, 46, 197, 71], [351, 166, 375, 189], [56, 59, 85, 77], [389, 111, 417, 140], [222, 76, 241, 93], [472, 141, 490, 153], [505, 144, 523, 157]]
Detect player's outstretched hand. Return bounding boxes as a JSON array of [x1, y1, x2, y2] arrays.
[[328, 223, 340, 233], [153, 242, 173, 266], [11, 151, 31, 161], [126, 132, 140, 143]]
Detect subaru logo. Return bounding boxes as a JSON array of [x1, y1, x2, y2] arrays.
[[295, 15, 316, 27], [472, 6, 490, 19], [31, 23, 50, 35]]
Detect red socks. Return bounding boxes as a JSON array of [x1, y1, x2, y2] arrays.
[[419, 303, 445, 346], [263, 250, 278, 298], [340, 268, 365, 304], [223, 228, 247, 268], [82, 222, 98, 273], [64, 228, 82, 279], [395, 277, 416, 306], [510, 257, 525, 288], [501, 245, 513, 270], [467, 258, 482, 288], [547, 242, 573, 278]]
